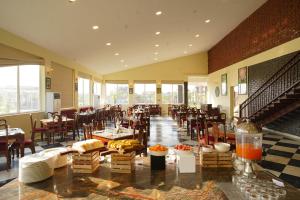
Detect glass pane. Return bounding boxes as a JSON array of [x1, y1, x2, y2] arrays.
[[188, 82, 207, 107], [78, 77, 90, 106], [145, 84, 156, 104], [19, 65, 40, 112], [83, 79, 90, 106], [105, 83, 117, 104], [0, 66, 17, 114], [94, 82, 101, 96], [116, 84, 128, 104], [78, 78, 84, 106], [134, 83, 156, 104], [162, 84, 172, 104]]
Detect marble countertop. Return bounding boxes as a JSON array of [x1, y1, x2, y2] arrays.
[[0, 156, 299, 200]]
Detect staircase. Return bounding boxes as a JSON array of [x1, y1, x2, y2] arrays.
[[266, 108, 300, 136], [240, 52, 300, 126]]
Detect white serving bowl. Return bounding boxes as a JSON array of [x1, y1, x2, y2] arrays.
[[214, 142, 230, 153], [201, 145, 213, 153]]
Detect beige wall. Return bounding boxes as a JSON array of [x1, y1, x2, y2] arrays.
[[47, 62, 74, 108], [0, 28, 103, 138], [103, 52, 208, 114], [207, 37, 300, 120]]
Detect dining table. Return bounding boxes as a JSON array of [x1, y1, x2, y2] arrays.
[[40, 117, 76, 139], [92, 128, 139, 143], [0, 128, 25, 157]]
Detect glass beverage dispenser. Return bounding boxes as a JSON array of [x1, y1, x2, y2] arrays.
[[235, 120, 262, 177]]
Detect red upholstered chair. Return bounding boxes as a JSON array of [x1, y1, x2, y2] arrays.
[[79, 106, 93, 113], [30, 114, 48, 141], [0, 119, 11, 170]]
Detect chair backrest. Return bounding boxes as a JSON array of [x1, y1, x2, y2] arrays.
[[0, 119, 8, 143]]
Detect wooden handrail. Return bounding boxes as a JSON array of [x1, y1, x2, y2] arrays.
[[241, 52, 300, 110], [240, 52, 300, 119]]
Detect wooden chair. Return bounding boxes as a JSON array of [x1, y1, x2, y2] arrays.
[[12, 115, 38, 158], [30, 114, 48, 141], [83, 123, 93, 140], [0, 119, 10, 170]]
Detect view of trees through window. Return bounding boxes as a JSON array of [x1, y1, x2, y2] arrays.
[[78, 77, 90, 106], [134, 83, 156, 104], [162, 84, 184, 104], [188, 81, 207, 107], [105, 83, 129, 104], [0, 65, 40, 115]]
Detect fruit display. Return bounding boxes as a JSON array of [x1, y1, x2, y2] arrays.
[[174, 144, 192, 151], [107, 139, 143, 151], [149, 144, 168, 152]]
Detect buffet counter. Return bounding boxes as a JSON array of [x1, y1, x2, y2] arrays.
[[1, 156, 299, 200]]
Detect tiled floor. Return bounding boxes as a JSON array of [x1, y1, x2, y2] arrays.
[[1, 116, 300, 189], [260, 133, 300, 188]]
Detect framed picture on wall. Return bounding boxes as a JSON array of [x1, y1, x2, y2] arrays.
[[221, 73, 227, 96], [157, 87, 161, 94], [238, 66, 247, 95], [75, 82, 78, 91], [129, 88, 134, 94], [46, 77, 51, 89]]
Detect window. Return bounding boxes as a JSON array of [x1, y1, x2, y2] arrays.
[[162, 84, 184, 104], [134, 83, 156, 104], [94, 81, 101, 96], [0, 65, 40, 115], [188, 81, 207, 107], [105, 83, 128, 105], [93, 81, 101, 107], [78, 77, 90, 106]]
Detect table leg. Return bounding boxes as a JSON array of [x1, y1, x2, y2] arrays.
[[72, 122, 76, 140], [20, 135, 25, 157]]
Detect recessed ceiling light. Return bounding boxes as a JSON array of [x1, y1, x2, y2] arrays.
[[155, 31, 160, 35], [124, 64, 128, 67], [155, 11, 162, 16], [154, 52, 158, 55], [205, 19, 211, 23], [195, 34, 200, 38], [106, 42, 111, 46], [114, 53, 119, 56], [154, 44, 159, 47], [188, 44, 193, 47], [120, 59, 125, 63], [92, 25, 99, 30], [184, 51, 188, 54], [69, 0, 76, 2], [154, 58, 158, 61]]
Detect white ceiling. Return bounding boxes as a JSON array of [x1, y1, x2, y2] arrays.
[[0, 0, 266, 75]]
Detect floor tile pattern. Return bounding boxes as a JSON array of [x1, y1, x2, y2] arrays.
[[260, 133, 300, 188], [1, 117, 300, 189]]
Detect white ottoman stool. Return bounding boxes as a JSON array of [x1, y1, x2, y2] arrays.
[[40, 147, 68, 169], [19, 152, 56, 183]]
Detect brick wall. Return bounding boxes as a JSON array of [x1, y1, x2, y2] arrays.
[[208, 0, 300, 73]]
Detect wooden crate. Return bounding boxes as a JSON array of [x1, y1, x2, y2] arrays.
[[72, 151, 100, 173], [200, 150, 232, 168], [111, 152, 135, 173]]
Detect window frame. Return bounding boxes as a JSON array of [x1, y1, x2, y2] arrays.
[[0, 65, 41, 116], [133, 83, 156, 104], [161, 83, 184, 104]]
